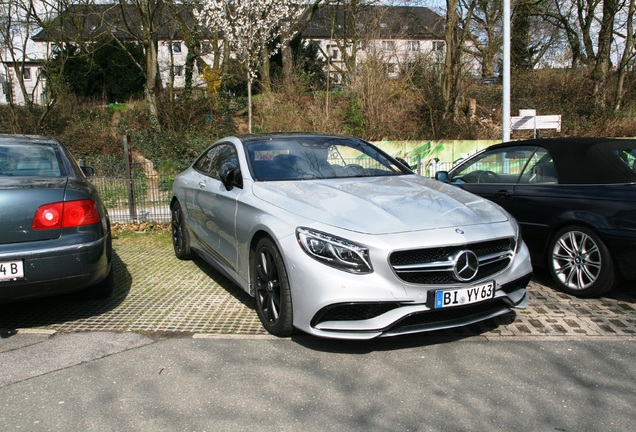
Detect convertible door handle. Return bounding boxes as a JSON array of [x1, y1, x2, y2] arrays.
[[494, 190, 512, 198]]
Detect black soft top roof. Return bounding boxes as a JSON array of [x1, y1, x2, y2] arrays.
[[490, 137, 636, 184]]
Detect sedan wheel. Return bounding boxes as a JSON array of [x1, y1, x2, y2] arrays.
[[548, 226, 616, 297], [253, 237, 294, 337], [171, 201, 193, 260]]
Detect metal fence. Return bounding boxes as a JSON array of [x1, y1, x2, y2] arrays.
[[90, 159, 186, 224]]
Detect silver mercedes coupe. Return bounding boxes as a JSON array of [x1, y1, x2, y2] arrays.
[[171, 133, 532, 339]]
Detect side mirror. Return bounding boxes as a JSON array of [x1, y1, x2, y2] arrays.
[[81, 166, 96, 177], [219, 163, 241, 191], [435, 171, 449, 182]]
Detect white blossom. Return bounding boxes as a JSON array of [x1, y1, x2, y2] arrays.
[[195, 0, 306, 132], [195, 0, 306, 80]]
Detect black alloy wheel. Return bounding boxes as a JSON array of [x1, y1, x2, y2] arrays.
[[171, 201, 193, 260], [253, 237, 294, 337]]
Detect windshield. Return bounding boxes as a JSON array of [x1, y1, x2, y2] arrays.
[[246, 136, 407, 181]]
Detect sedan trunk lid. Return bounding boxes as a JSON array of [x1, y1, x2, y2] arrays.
[[0, 177, 68, 244]]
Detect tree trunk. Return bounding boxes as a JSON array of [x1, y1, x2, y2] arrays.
[[443, 0, 460, 121], [260, 47, 271, 93], [614, 0, 635, 111], [145, 37, 161, 132], [591, 0, 617, 110]]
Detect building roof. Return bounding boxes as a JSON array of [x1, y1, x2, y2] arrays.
[[32, 4, 197, 42], [32, 4, 444, 43], [303, 5, 445, 40]]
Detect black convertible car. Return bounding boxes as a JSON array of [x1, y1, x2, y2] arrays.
[[436, 137, 636, 297]]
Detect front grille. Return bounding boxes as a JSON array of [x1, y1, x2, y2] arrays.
[[389, 238, 515, 285]]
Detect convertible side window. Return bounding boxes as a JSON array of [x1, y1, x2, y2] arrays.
[[613, 148, 636, 173], [520, 148, 558, 184], [194, 143, 239, 181], [450, 146, 536, 184]]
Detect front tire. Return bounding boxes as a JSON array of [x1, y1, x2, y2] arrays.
[[252, 237, 294, 337], [171, 200, 194, 260], [548, 225, 616, 297]]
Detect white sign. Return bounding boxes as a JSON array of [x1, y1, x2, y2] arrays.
[[511, 115, 561, 132]]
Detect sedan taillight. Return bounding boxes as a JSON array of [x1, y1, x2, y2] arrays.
[[32, 200, 101, 230]]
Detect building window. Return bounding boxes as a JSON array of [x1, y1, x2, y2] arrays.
[[172, 42, 182, 53], [330, 48, 339, 60], [381, 40, 396, 51], [22, 67, 31, 81], [386, 63, 397, 75], [173, 65, 184, 77], [408, 41, 420, 51], [432, 41, 445, 51]]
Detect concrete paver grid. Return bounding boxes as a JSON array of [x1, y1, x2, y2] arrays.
[[0, 233, 267, 336], [0, 232, 634, 338]]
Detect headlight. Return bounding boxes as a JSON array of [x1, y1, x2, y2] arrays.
[[296, 227, 373, 274]]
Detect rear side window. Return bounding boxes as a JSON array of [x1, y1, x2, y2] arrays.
[[0, 144, 62, 177], [612, 148, 636, 174]]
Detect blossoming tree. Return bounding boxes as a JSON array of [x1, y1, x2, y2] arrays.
[[195, 0, 306, 133]]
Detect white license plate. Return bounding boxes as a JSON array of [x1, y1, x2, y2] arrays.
[[0, 260, 24, 281], [434, 282, 495, 309]]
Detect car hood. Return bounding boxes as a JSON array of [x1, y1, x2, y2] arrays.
[[252, 175, 509, 235]]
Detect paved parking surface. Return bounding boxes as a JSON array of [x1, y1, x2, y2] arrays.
[[1, 231, 635, 338]]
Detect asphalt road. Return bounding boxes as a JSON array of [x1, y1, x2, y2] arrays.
[[1, 331, 634, 431], [1, 233, 635, 431]]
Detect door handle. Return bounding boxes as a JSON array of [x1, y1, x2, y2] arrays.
[[198, 182, 206, 188], [494, 190, 512, 198]]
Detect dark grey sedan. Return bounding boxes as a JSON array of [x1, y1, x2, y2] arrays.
[[0, 134, 113, 302]]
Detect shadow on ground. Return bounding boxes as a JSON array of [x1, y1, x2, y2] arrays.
[[0, 252, 131, 331]]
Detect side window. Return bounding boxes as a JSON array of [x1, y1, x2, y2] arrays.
[[613, 148, 636, 173], [193, 143, 239, 180], [519, 148, 558, 183], [449, 146, 537, 184]]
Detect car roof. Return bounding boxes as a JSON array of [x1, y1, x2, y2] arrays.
[[231, 132, 361, 144], [487, 137, 636, 184], [0, 134, 60, 146]]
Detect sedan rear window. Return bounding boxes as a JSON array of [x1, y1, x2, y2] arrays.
[[0, 144, 62, 177]]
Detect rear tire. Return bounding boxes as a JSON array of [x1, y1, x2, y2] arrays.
[[547, 225, 616, 297], [171, 200, 194, 260]]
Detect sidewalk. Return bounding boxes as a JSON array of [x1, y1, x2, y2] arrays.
[[1, 231, 635, 338]]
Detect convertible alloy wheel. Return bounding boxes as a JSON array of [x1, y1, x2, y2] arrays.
[[171, 201, 193, 260], [253, 237, 294, 337], [548, 226, 616, 297]]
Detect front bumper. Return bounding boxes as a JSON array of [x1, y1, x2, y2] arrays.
[[281, 234, 533, 340]]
